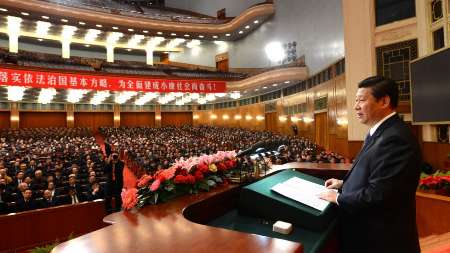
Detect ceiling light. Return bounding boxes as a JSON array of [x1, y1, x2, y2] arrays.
[[127, 34, 145, 48], [61, 25, 77, 39], [238, 31, 243, 34], [78, 21, 86, 25], [284, 81, 290, 84], [166, 38, 185, 49], [84, 29, 101, 42], [67, 89, 89, 103], [265, 41, 285, 62], [234, 115, 242, 120], [206, 94, 216, 101], [184, 34, 190, 37], [146, 36, 165, 48], [7, 86, 27, 101], [186, 39, 201, 48], [115, 91, 137, 104], [198, 35, 204, 38], [128, 28, 134, 32], [187, 16, 192, 19], [0, 8, 8, 12], [245, 115, 253, 121], [143, 30, 149, 33], [230, 92, 241, 99], [37, 38, 43, 41], [90, 91, 110, 105], [255, 88, 259, 91], [21, 12, 30, 16], [135, 92, 158, 105], [106, 32, 123, 45], [225, 33, 231, 37], [41, 16, 50, 19], [262, 86, 267, 89], [212, 35, 218, 38], [112, 26, 119, 30], [96, 24, 103, 28], [38, 88, 57, 104], [85, 44, 90, 47], [126, 48, 132, 51], [254, 20, 259, 24], [61, 19, 68, 22], [171, 33, 177, 36], [36, 21, 51, 37], [157, 31, 163, 35], [245, 25, 250, 29], [272, 83, 278, 87]]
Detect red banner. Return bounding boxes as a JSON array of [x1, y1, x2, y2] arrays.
[[0, 68, 227, 93]]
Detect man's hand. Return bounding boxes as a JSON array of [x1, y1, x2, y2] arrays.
[[318, 190, 338, 204], [324, 178, 343, 190]]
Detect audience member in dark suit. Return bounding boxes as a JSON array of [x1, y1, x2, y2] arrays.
[[319, 76, 421, 253], [16, 189, 39, 212], [104, 140, 112, 158], [40, 189, 59, 208], [67, 188, 84, 204], [104, 153, 124, 213]]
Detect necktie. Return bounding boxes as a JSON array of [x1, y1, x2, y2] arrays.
[[361, 133, 373, 153]]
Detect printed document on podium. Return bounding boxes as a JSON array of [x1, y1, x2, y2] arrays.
[[271, 177, 331, 211]]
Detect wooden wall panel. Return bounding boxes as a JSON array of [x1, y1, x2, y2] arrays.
[[19, 112, 66, 128], [0, 112, 10, 129], [265, 112, 278, 133], [315, 112, 328, 149], [74, 112, 113, 131], [161, 112, 193, 127], [120, 112, 155, 127], [422, 142, 450, 170]]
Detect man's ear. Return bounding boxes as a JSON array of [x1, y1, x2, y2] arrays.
[[381, 96, 391, 109]]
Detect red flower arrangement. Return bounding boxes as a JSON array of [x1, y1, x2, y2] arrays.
[[122, 151, 238, 210], [419, 172, 450, 196]]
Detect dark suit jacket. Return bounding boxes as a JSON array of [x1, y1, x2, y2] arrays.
[[104, 160, 124, 191], [337, 114, 421, 253], [16, 199, 39, 212]]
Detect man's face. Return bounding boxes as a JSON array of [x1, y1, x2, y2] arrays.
[[24, 190, 32, 199], [354, 87, 387, 126]]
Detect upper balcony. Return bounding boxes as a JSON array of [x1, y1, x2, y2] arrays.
[[0, 0, 275, 41]]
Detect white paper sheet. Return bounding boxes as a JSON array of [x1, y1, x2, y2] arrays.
[[271, 177, 331, 211]]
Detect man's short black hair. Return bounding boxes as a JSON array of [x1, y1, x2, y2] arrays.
[[358, 76, 399, 109]]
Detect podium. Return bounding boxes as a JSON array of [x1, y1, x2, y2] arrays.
[[184, 169, 338, 253], [238, 169, 337, 231]]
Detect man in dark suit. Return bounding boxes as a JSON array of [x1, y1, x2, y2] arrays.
[[16, 189, 39, 212], [104, 153, 124, 213], [319, 76, 421, 253]]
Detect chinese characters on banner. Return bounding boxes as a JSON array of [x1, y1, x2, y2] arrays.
[[0, 68, 227, 93]]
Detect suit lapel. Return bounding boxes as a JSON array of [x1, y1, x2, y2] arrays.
[[343, 114, 400, 182]]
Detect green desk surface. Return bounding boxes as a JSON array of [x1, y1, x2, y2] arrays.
[[238, 169, 337, 232]]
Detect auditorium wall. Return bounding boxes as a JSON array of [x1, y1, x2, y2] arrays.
[[120, 112, 155, 127], [19, 112, 66, 128], [161, 112, 193, 127], [74, 112, 114, 131], [0, 111, 10, 129]]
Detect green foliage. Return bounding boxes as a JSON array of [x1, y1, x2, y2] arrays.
[[30, 233, 75, 253]]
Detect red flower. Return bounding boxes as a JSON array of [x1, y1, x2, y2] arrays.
[[226, 160, 236, 169], [150, 179, 161, 192], [121, 188, 138, 210], [217, 162, 227, 171], [197, 163, 209, 173], [194, 170, 204, 181], [137, 175, 153, 188], [158, 166, 177, 181], [174, 174, 196, 184]]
